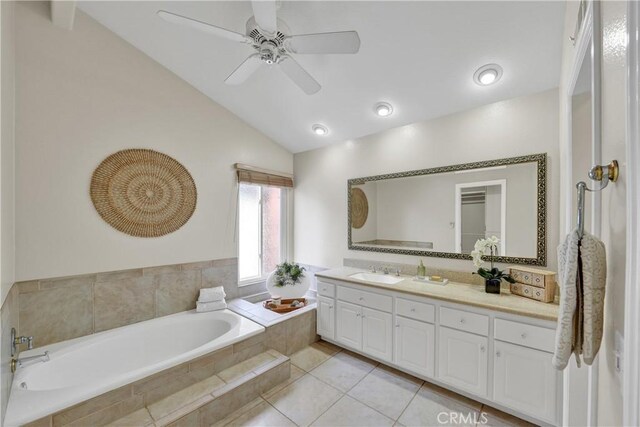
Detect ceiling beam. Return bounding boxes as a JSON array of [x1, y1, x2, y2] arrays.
[[51, 0, 76, 30]]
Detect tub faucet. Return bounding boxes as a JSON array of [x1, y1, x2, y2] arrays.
[[11, 327, 33, 357], [11, 351, 49, 373]]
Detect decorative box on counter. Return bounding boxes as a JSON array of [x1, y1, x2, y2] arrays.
[[508, 266, 557, 303]]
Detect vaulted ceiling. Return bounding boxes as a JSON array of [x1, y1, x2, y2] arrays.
[[78, 1, 565, 153]]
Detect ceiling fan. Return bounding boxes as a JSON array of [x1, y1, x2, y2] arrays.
[[157, 1, 361, 95]]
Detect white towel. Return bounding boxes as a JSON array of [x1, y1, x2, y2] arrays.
[[198, 286, 226, 303], [196, 300, 227, 313], [553, 229, 606, 369]]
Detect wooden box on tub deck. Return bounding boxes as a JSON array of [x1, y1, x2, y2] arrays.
[[508, 266, 557, 303]]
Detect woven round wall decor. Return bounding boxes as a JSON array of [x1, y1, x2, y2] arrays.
[[350, 187, 369, 229], [90, 149, 197, 237]]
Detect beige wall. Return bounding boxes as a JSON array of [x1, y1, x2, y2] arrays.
[[14, 2, 292, 281], [1, 0, 15, 305], [558, 2, 628, 425], [0, 1, 16, 423], [294, 89, 559, 272]]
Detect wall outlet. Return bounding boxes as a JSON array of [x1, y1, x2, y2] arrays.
[[614, 330, 624, 375]]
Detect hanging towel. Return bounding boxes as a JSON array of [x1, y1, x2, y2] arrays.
[[580, 232, 607, 365], [198, 286, 226, 303], [196, 300, 227, 313], [552, 229, 606, 369]]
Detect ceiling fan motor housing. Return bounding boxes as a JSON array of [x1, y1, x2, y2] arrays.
[[246, 17, 290, 63]]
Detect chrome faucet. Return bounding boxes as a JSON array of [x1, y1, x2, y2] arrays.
[[382, 266, 401, 276], [11, 328, 33, 357], [369, 265, 377, 273], [11, 351, 49, 372]]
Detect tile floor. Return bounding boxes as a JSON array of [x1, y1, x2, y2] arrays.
[[214, 341, 536, 427]]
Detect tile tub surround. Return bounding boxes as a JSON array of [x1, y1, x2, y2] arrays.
[[16, 258, 238, 348], [22, 331, 272, 427], [319, 266, 559, 321], [213, 341, 534, 427]]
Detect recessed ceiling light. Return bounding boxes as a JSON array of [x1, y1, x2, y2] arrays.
[[312, 124, 328, 135], [473, 64, 503, 86], [374, 102, 393, 117]]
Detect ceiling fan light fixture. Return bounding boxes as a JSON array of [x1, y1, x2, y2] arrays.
[[374, 102, 393, 117], [312, 124, 328, 136], [473, 64, 503, 86]]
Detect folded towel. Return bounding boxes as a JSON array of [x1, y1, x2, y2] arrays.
[[196, 300, 227, 313], [553, 229, 606, 370], [198, 286, 226, 303]]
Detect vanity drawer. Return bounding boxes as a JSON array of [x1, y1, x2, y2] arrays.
[[440, 307, 489, 336], [396, 298, 435, 323], [317, 282, 335, 298], [494, 319, 555, 353], [337, 286, 392, 312]]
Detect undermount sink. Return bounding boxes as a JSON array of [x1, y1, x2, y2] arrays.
[[349, 272, 404, 285]]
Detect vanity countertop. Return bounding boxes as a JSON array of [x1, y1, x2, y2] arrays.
[[315, 267, 559, 321]]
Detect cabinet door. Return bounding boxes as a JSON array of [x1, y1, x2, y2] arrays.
[[317, 296, 335, 340], [362, 307, 393, 362], [336, 301, 362, 350], [395, 316, 435, 378], [438, 326, 488, 397], [494, 341, 558, 424]]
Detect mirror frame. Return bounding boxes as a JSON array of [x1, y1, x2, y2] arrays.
[[347, 153, 547, 266]]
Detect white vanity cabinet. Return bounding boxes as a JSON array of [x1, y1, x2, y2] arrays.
[[362, 307, 393, 361], [438, 326, 488, 396], [317, 296, 335, 340], [395, 316, 435, 377], [492, 319, 558, 424], [315, 277, 561, 426], [333, 285, 393, 362]]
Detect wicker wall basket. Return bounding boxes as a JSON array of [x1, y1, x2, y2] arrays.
[[90, 149, 197, 237], [350, 187, 369, 229]]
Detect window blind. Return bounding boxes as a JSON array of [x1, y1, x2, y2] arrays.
[[235, 163, 294, 188]]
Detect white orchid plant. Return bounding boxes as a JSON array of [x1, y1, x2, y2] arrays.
[[470, 236, 516, 284]]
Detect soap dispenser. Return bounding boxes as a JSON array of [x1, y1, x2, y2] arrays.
[[417, 260, 426, 279]]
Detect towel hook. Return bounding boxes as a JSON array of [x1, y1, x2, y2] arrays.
[[576, 160, 619, 238]]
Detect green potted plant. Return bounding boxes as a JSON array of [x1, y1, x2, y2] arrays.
[[266, 261, 309, 299], [470, 237, 515, 294]]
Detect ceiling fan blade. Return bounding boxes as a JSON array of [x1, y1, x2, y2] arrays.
[[225, 54, 263, 85], [286, 31, 361, 54], [279, 56, 321, 95], [251, 0, 278, 34], [157, 10, 252, 44]]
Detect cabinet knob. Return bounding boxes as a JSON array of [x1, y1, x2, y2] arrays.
[[359, 297, 364, 301], [329, 305, 334, 309], [410, 308, 416, 312], [356, 313, 360, 317], [396, 324, 400, 328], [496, 351, 501, 357], [480, 345, 485, 352], [521, 333, 527, 339], [460, 318, 466, 324]]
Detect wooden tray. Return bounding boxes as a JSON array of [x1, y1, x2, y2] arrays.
[[263, 298, 307, 313]]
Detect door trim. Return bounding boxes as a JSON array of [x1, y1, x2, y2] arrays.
[[624, 1, 640, 425]]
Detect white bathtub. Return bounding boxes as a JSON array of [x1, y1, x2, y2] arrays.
[[5, 309, 264, 426]]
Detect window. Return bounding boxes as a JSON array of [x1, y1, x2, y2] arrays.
[[238, 182, 287, 284]]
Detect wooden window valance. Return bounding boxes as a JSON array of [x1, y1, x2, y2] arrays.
[[235, 163, 294, 188]]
